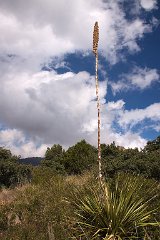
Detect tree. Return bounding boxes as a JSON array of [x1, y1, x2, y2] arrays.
[[45, 144, 64, 161], [144, 135, 160, 152], [63, 140, 97, 174], [0, 147, 18, 162], [41, 144, 65, 174], [100, 139, 160, 180], [101, 142, 123, 158], [0, 147, 31, 187]]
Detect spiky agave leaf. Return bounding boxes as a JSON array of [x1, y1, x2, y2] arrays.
[[72, 173, 159, 240]]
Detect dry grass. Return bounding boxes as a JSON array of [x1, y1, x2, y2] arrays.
[[0, 185, 28, 206], [65, 171, 95, 187]]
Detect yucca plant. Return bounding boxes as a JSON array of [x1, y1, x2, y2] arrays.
[[72, 173, 159, 240]]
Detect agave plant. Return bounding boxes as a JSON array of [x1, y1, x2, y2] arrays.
[[72, 173, 159, 240]]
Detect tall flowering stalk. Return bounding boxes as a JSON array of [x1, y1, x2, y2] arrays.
[[93, 22, 102, 185]]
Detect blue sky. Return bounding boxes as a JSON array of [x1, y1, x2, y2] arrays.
[[0, 0, 159, 157]]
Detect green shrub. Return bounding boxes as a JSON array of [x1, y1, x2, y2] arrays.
[[71, 173, 160, 240], [63, 140, 97, 174]]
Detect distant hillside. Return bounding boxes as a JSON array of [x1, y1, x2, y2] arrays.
[[19, 157, 43, 166]]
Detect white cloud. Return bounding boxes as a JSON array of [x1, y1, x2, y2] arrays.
[[140, 0, 157, 10], [109, 81, 127, 95], [107, 100, 125, 110], [0, 12, 74, 72], [102, 100, 159, 150], [122, 19, 151, 53], [109, 131, 147, 149], [118, 103, 160, 128], [128, 67, 159, 89], [0, 129, 24, 145], [0, 79, 149, 157], [0, 0, 155, 66], [0, 129, 48, 157], [80, 98, 148, 150], [154, 125, 160, 132], [0, 69, 108, 156], [0, 0, 158, 156], [110, 66, 159, 94]]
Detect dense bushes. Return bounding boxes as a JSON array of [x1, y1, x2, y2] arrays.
[[0, 172, 93, 239], [0, 148, 31, 188], [1, 136, 160, 188], [0, 172, 159, 239], [41, 144, 65, 175], [41, 140, 97, 175], [101, 137, 160, 180], [63, 140, 97, 174], [41, 136, 160, 181], [0, 136, 160, 239]]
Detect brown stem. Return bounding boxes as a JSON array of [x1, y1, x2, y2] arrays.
[[95, 52, 102, 185], [93, 21, 103, 187]]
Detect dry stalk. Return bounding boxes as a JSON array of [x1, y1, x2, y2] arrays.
[[48, 222, 55, 240], [93, 22, 102, 186]]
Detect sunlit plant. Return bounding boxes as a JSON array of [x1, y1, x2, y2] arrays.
[[72, 174, 159, 240]]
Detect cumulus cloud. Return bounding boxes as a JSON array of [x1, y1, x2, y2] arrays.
[[0, 0, 155, 65], [107, 100, 125, 110], [0, 0, 158, 156], [102, 100, 159, 150], [0, 129, 48, 157], [0, 69, 148, 157], [128, 67, 159, 89], [109, 131, 147, 149], [118, 103, 160, 128], [0, 68, 108, 156], [140, 0, 157, 10], [110, 66, 159, 94]]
